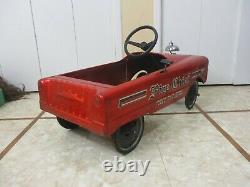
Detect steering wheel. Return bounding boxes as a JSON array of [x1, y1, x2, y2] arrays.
[[124, 25, 158, 57]]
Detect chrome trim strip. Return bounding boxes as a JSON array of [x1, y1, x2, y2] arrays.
[[119, 90, 147, 107]]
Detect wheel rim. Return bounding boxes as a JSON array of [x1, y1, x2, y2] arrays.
[[115, 119, 143, 150]]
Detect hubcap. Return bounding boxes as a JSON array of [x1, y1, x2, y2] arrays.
[[116, 120, 141, 148]]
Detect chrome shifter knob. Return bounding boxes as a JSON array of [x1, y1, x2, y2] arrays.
[[165, 41, 179, 54]]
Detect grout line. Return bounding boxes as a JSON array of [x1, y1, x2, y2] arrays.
[[195, 104, 250, 162], [0, 109, 249, 121], [0, 111, 45, 160], [0, 117, 35, 121], [0, 115, 56, 121], [207, 109, 250, 114], [147, 109, 250, 116], [156, 143, 173, 187], [147, 111, 200, 116], [40, 116, 56, 119], [153, 136, 173, 187]]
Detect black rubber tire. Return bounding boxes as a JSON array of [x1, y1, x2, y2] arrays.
[[112, 117, 144, 154], [185, 81, 199, 110], [57, 117, 78, 129]]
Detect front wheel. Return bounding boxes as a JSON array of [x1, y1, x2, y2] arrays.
[[57, 117, 78, 129], [112, 117, 144, 154], [185, 81, 199, 110]]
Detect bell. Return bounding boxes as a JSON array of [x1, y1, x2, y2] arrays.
[[165, 41, 179, 54]]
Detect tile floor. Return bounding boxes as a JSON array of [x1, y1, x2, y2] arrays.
[[0, 86, 249, 187]]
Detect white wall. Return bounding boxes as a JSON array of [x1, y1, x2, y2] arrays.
[[0, 64, 3, 77], [233, 0, 250, 84], [162, 0, 250, 84], [199, 0, 239, 84], [0, 0, 121, 91], [162, 0, 202, 55], [31, 0, 78, 77], [1, 0, 249, 90], [72, 0, 119, 68], [0, 0, 41, 91]]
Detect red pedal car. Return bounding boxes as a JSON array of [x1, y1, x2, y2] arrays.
[[39, 25, 208, 154]]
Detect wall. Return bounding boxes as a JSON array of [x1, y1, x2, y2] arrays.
[[121, 0, 154, 55], [0, 0, 42, 91], [0, 0, 121, 91], [233, 0, 250, 84], [161, 0, 250, 84], [162, 0, 241, 84], [0, 64, 3, 78], [1, 0, 249, 90]]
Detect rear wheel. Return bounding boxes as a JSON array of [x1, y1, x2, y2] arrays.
[[185, 81, 199, 110], [57, 117, 78, 129], [112, 117, 144, 154]]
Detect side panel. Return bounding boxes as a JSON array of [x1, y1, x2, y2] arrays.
[[103, 55, 208, 135]]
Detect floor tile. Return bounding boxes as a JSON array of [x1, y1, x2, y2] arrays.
[[198, 86, 250, 111], [158, 141, 250, 187], [148, 114, 225, 144], [1, 86, 250, 187], [0, 93, 41, 118], [148, 113, 250, 186], [209, 112, 250, 152], [42, 112, 55, 118], [0, 119, 171, 187], [72, 136, 171, 187], [0, 119, 85, 187], [0, 120, 31, 152]]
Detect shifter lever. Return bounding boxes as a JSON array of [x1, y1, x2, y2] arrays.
[[160, 59, 172, 66], [160, 59, 173, 73]]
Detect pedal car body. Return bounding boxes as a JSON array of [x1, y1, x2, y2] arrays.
[[39, 25, 208, 154]]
